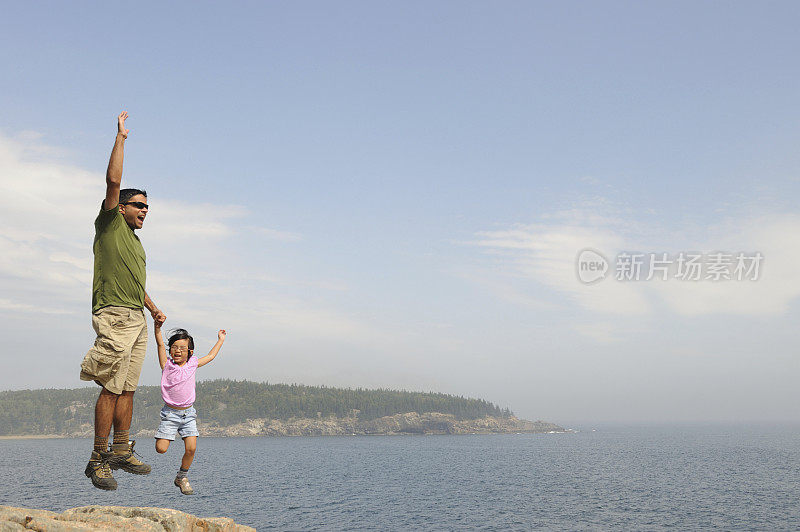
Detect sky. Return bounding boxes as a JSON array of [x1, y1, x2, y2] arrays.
[[1, 2, 799, 425]]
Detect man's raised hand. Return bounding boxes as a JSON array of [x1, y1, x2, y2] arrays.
[[117, 111, 129, 139]]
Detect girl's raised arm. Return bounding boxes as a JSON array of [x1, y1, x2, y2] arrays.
[[198, 330, 226, 367], [154, 322, 168, 370]]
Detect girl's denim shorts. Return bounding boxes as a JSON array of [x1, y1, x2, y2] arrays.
[[154, 404, 199, 440]]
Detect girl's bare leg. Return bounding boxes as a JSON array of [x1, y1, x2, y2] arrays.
[[181, 436, 197, 470], [155, 438, 170, 454]]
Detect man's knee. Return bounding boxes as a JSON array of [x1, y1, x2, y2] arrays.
[[117, 390, 135, 405], [99, 387, 120, 398], [96, 388, 119, 414], [155, 440, 170, 453]]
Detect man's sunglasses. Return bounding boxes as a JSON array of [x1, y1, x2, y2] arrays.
[[121, 201, 149, 210]]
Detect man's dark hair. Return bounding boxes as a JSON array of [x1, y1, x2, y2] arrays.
[[119, 188, 147, 204], [167, 328, 195, 359]]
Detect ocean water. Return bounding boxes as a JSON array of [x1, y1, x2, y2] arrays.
[[1, 425, 799, 530]]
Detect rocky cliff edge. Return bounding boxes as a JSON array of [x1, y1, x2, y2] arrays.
[[195, 412, 564, 437], [0, 505, 255, 532]]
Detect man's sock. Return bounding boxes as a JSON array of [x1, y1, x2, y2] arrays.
[[112, 429, 130, 447], [176, 467, 189, 479], [93, 435, 108, 454]]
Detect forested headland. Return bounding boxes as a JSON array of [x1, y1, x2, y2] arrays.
[[0, 379, 557, 437]]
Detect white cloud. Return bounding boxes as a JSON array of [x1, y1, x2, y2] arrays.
[[248, 226, 303, 242], [651, 213, 800, 316], [571, 321, 626, 344], [472, 221, 650, 315], [470, 204, 800, 322], [0, 132, 367, 347], [0, 132, 100, 306], [144, 202, 248, 242], [0, 298, 74, 315]]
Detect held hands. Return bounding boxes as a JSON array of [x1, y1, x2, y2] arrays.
[[117, 111, 129, 139], [152, 309, 167, 328]]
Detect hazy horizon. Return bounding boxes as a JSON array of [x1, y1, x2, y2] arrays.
[[4, 380, 800, 428], [1, 2, 799, 426]]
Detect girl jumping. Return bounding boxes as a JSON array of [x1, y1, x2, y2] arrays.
[[153, 323, 226, 494]]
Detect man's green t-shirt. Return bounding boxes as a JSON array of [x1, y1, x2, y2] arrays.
[[92, 203, 146, 313]]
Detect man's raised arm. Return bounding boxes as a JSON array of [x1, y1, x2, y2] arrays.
[[104, 111, 129, 210]]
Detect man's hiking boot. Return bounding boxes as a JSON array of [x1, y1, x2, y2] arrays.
[[85, 450, 117, 491], [175, 476, 194, 495], [109, 440, 151, 475]]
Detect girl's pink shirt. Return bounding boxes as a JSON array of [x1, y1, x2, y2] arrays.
[[160, 356, 198, 408]]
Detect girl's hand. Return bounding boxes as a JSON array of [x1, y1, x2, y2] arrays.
[[218, 329, 226, 341]]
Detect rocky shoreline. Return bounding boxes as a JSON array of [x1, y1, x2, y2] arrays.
[[196, 412, 565, 437], [0, 505, 255, 531], [3, 413, 565, 439]]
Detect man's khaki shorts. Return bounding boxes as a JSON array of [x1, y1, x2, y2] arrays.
[[79, 306, 147, 395]]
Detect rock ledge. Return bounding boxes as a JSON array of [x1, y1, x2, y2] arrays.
[[197, 413, 565, 437], [0, 505, 255, 531]]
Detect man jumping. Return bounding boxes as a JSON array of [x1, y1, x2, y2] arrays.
[[79, 111, 166, 490]]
